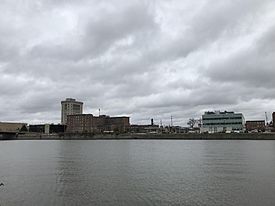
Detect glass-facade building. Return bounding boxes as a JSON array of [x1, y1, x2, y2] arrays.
[[201, 111, 245, 133]]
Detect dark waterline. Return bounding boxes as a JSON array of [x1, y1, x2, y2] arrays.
[[1, 140, 275, 206]]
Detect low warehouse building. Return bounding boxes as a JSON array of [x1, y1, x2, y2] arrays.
[[245, 120, 265, 132], [0, 122, 28, 133]]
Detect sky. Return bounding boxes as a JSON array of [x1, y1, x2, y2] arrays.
[[0, 0, 275, 126]]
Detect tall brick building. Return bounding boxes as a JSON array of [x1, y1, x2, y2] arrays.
[[66, 114, 130, 134]]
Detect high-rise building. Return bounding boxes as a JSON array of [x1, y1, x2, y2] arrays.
[[61, 98, 83, 125]]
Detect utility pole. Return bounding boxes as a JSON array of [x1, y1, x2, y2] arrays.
[[171, 115, 173, 127]]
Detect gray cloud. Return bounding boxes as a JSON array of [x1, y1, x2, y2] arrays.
[[206, 23, 275, 89], [0, 0, 275, 125]]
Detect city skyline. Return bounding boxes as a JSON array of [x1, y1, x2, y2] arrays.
[[1, 0, 275, 125], [0, 97, 274, 127]]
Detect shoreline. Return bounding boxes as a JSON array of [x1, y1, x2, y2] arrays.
[[1, 133, 274, 140]]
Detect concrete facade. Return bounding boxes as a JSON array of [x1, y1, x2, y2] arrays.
[[201, 111, 245, 133], [66, 114, 130, 134], [61, 98, 83, 125]]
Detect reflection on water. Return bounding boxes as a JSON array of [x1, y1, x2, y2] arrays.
[[1, 140, 275, 206]]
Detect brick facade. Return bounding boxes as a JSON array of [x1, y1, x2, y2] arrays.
[[66, 114, 130, 134], [245, 120, 265, 132]]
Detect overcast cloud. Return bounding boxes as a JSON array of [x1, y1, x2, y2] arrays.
[[1, 0, 275, 125]]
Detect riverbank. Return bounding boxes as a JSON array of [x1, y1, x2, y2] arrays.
[[9, 133, 275, 140]]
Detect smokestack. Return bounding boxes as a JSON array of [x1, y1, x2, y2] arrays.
[[151, 118, 154, 126]]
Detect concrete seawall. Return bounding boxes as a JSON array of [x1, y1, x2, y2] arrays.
[[15, 133, 61, 140], [11, 133, 275, 140], [128, 133, 275, 140], [71, 133, 275, 140]]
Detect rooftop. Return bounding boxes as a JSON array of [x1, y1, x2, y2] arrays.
[[61, 98, 83, 104], [204, 111, 236, 115]]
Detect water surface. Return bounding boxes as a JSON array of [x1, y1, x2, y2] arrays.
[[1, 140, 275, 206]]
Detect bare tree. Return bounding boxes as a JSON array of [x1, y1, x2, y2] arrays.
[[187, 118, 196, 128], [187, 118, 202, 128]]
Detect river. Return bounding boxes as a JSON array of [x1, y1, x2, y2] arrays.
[[1, 140, 275, 205]]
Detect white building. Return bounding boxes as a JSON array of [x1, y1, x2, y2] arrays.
[[201, 111, 245, 133], [61, 98, 83, 125]]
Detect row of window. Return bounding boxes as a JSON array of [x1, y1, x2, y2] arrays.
[[204, 122, 243, 125], [203, 117, 243, 120]]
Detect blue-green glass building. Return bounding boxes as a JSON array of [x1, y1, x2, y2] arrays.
[[201, 111, 245, 133]]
